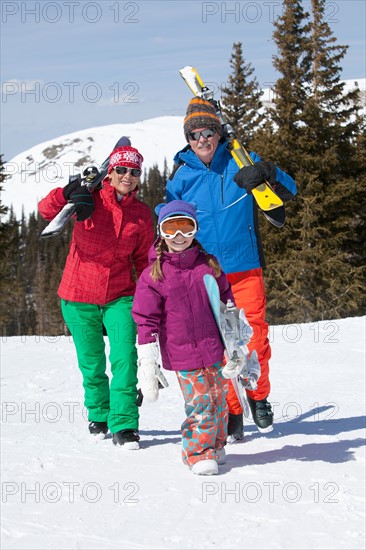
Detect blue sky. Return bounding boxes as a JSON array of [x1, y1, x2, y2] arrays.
[[1, 0, 365, 160]]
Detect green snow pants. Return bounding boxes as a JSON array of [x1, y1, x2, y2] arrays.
[[61, 297, 138, 433]]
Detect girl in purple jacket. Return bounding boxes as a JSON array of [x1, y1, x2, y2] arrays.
[[132, 200, 244, 475]]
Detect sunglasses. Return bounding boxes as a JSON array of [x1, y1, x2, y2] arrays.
[[187, 128, 216, 141], [159, 216, 198, 239], [114, 166, 141, 177]]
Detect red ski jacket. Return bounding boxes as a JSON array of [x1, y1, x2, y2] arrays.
[[38, 180, 154, 305]]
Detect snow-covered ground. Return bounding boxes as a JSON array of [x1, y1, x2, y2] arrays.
[[1, 316, 365, 549]]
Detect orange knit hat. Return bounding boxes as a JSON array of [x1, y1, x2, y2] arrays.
[[183, 97, 223, 141]]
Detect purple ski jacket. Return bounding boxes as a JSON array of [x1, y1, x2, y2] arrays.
[[131, 244, 234, 372]]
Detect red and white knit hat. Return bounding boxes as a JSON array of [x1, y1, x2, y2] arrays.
[[108, 146, 144, 174]]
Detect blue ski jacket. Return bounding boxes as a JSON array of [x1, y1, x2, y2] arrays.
[[166, 140, 297, 274]]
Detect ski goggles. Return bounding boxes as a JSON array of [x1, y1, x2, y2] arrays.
[[187, 128, 216, 142], [114, 166, 142, 177], [159, 216, 198, 239]]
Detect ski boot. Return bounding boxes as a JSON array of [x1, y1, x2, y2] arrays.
[[227, 412, 244, 443], [88, 421, 108, 438], [112, 429, 140, 450], [247, 396, 274, 433]]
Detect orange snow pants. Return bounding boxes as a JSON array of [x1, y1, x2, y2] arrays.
[[226, 268, 271, 414]]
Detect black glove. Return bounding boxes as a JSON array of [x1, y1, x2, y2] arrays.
[[63, 175, 94, 221], [234, 161, 277, 193]]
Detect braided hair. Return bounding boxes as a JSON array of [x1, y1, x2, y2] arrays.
[[150, 238, 221, 281], [150, 239, 165, 281]]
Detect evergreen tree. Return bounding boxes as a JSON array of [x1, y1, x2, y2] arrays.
[[138, 163, 168, 229], [257, 0, 312, 171], [248, 0, 312, 323], [295, 0, 366, 320], [1, 208, 35, 335], [39, 213, 72, 335], [260, 0, 366, 322], [249, 1, 311, 322], [0, 158, 25, 335], [0, 197, 73, 336], [221, 42, 264, 147]]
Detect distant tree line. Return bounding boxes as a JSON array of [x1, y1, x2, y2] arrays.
[[1, 0, 365, 334]]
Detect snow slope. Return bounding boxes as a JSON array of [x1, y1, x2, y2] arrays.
[[3, 116, 184, 219], [1, 317, 365, 550]]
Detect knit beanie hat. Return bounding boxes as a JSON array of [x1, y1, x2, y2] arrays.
[[183, 97, 222, 141], [107, 146, 143, 174], [155, 200, 198, 225]]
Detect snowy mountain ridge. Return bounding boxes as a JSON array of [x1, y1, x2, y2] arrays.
[[3, 78, 365, 219], [3, 116, 185, 219]]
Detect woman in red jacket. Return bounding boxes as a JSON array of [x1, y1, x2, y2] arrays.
[[38, 145, 154, 449]]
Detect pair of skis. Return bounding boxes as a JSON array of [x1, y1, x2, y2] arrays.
[[179, 66, 286, 228], [40, 136, 131, 238]]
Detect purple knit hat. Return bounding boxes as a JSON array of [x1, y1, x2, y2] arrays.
[[155, 200, 198, 225]]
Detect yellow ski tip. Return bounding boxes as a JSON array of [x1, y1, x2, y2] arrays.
[[252, 185, 283, 210]]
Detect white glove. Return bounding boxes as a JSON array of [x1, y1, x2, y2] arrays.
[[136, 342, 169, 403], [222, 348, 247, 379]]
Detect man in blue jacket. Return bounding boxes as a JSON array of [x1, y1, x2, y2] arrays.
[[166, 97, 297, 439]]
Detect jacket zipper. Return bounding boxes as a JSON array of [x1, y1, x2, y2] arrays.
[[248, 224, 255, 256]]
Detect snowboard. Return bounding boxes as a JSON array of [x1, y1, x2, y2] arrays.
[[179, 65, 286, 228], [40, 136, 131, 238], [203, 273, 261, 419]]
